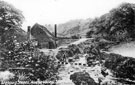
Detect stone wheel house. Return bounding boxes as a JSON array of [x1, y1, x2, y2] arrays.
[[29, 23, 56, 49]]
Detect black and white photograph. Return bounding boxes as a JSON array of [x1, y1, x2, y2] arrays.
[[0, 0, 135, 85]]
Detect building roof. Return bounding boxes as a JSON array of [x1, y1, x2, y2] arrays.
[[31, 23, 56, 42]]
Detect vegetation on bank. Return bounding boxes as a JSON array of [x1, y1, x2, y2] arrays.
[[0, 35, 60, 81], [87, 3, 135, 43]]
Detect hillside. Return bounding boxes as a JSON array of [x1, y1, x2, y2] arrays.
[[57, 3, 135, 42], [86, 3, 135, 43], [57, 18, 92, 37], [57, 3, 135, 44]]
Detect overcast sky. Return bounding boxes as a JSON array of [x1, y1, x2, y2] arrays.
[[3, 0, 135, 31]]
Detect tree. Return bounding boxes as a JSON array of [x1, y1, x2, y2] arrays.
[[109, 3, 135, 36], [87, 3, 135, 42], [0, 1, 24, 36]]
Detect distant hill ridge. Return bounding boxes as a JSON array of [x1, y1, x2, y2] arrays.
[[57, 18, 92, 37]]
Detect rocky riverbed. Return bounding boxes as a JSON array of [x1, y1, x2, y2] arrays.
[[40, 38, 131, 85]]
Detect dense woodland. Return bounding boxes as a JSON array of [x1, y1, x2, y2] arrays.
[[87, 3, 135, 43]]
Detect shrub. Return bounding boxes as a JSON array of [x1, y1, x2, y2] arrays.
[[0, 39, 60, 81]]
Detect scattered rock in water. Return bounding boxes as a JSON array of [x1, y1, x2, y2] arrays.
[[70, 71, 97, 85]]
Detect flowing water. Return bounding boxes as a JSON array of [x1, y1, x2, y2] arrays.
[[109, 42, 135, 57]]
